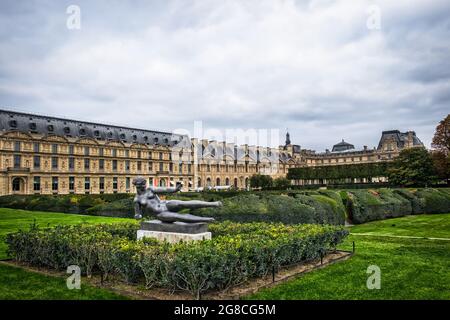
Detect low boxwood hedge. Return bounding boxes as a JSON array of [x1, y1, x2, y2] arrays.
[[193, 192, 346, 225], [343, 188, 450, 224], [0, 194, 132, 214], [6, 221, 348, 298]]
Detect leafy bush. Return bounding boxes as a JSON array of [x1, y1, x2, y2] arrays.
[[6, 221, 348, 298], [0, 194, 132, 215], [194, 193, 345, 225], [344, 188, 450, 224], [87, 198, 134, 217]]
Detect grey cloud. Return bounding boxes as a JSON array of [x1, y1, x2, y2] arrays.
[[0, 0, 449, 151]]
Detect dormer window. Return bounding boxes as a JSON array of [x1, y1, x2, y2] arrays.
[[47, 124, 54, 132], [29, 122, 37, 130], [79, 128, 86, 135], [64, 127, 71, 134], [9, 120, 17, 128]]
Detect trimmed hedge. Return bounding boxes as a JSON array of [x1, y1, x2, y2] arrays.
[[6, 221, 348, 298], [194, 192, 346, 225], [0, 194, 132, 215], [344, 188, 450, 224]]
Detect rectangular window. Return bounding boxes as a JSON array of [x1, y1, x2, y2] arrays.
[[159, 152, 163, 160], [125, 150, 130, 158], [99, 177, 105, 190], [33, 142, 40, 153], [188, 164, 192, 173], [69, 145, 74, 155], [149, 177, 153, 187], [14, 141, 21, 152], [148, 161, 153, 171], [52, 177, 58, 191], [112, 149, 117, 157], [84, 158, 90, 170], [126, 177, 130, 190], [52, 144, 58, 154], [113, 177, 118, 190], [137, 150, 141, 158], [69, 157, 75, 170], [33, 156, 40, 169], [33, 176, 41, 191], [14, 155, 21, 168], [99, 148, 104, 157], [159, 162, 164, 172], [112, 160, 118, 171], [169, 163, 173, 172], [99, 159, 104, 170], [125, 160, 130, 171], [137, 161, 142, 171], [84, 177, 90, 190], [51, 157, 58, 169], [84, 146, 90, 156], [69, 177, 75, 191]]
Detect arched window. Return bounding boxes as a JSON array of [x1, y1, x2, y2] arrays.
[[234, 178, 238, 188], [216, 178, 220, 186], [206, 178, 211, 187], [12, 178, 21, 191], [225, 177, 230, 186]]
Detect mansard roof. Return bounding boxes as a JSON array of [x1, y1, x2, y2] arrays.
[[377, 130, 423, 150], [332, 139, 355, 152], [0, 109, 186, 147]]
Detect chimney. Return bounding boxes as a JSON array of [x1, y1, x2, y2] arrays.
[[363, 145, 368, 151]]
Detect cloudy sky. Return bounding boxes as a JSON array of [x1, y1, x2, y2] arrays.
[[0, 0, 449, 151]]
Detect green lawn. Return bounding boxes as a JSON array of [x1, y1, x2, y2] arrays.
[[248, 214, 450, 300], [0, 208, 133, 260], [0, 208, 133, 300], [0, 263, 127, 300], [1, 208, 449, 300]]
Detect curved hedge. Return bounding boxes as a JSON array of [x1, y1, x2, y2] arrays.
[[344, 188, 450, 224], [0, 194, 132, 215], [194, 192, 346, 225], [6, 221, 348, 298]]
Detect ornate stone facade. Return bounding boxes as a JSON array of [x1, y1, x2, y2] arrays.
[[0, 109, 423, 195]]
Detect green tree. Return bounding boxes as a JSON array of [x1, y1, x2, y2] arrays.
[[249, 174, 273, 189], [431, 114, 450, 185], [273, 177, 291, 189], [387, 147, 436, 187]]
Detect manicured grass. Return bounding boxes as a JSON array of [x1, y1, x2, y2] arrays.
[[248, 214, 450, 300], [0, 208, 133, 260], [349, 213, 450, 238], [0, 263, 127, 300]]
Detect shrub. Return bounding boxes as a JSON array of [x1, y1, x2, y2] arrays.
[[194, 193, 346, 225], [344, 188, 450, 223], [6, 221, 348, 298], [0, 194, 133, 215]]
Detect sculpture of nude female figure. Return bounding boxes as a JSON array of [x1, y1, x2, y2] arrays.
[[132, 177, 220, 223]]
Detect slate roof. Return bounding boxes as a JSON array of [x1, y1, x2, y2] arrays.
[[332, 139, 355, 152], [0, 109, 186, 147], [377, 130, 423, 150]]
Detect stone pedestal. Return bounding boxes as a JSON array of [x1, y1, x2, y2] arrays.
[[137, 219, 211, 243]]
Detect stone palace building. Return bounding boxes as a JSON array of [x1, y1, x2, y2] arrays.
[[0, 109, 423, 195]]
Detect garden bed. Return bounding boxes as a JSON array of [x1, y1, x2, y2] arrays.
[[1, 250, 352, 300], [5, 221, 348, 299]]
